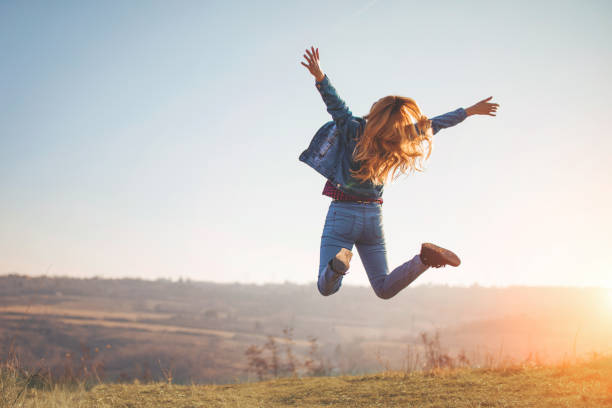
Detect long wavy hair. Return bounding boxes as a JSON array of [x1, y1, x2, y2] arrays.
[[351, 96, 433, 185]]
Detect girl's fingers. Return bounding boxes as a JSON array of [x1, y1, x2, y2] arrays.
[[304, 46, 321, 64], [302, 46, 320, 70]]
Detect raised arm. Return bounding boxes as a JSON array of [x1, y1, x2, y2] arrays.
[[301, 46, 353, 128], [431, 108, 468, 135], [431, 97, 499, 134]]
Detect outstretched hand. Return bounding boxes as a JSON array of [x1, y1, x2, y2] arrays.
[[301, 46, 325, 82], [466, 97, 499, 117]]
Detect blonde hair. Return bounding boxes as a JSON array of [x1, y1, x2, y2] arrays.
[[351, 96, 433, 185]]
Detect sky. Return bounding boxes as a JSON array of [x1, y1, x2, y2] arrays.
[[1, 0, 611, 288]]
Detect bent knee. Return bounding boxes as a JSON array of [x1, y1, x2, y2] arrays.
[[373, 288, 394, 300], [317, 282, 337, 297]]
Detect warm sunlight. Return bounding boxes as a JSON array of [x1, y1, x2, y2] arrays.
[[607, 289, 612, 310]]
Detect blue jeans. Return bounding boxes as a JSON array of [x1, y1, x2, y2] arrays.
[[318, 201, 428, 299]]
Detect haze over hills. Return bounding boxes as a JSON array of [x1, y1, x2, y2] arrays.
[[1, 274, 610, 383]]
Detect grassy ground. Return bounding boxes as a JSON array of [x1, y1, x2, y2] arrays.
[[4, 357, 612, 408]]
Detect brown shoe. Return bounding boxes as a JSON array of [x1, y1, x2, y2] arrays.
[[420, 243, 461, 268], [330, 248, 353, 275]]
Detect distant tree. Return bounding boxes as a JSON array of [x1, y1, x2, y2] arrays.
[[420, 331, 454, 370], [303, 337, 329, 376], [282, 328, 297, 377], [264, 336, 279, 377], [203, 309, 218, 319], [244, 345, 268, 381]]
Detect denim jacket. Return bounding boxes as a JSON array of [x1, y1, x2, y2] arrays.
[[299, 75, 467, 199]]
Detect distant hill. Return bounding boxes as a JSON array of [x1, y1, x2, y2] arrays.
[[1, 274, 610, 383]]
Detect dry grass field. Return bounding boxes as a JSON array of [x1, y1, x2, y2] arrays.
[[2, 356, 612, 407]]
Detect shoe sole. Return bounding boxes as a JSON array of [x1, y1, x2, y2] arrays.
[[331, 248, 353, 275], [422, 243, 461, 267]]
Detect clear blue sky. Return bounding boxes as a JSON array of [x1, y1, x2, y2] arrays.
[[1, 0, 611, 287]]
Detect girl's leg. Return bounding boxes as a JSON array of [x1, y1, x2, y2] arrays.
[[355, 209, 429, 299], [318, 203, 357, 296], [318, 242, 353, 296]]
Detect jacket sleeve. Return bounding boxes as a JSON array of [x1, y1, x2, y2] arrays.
[[315, 75, 353, 128], [431, 108, 468, 135]]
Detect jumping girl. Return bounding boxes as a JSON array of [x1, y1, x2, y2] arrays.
[[300, 47, 499, 299]]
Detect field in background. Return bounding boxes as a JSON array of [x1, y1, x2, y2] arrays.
[[1, 275, 611, 384]]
